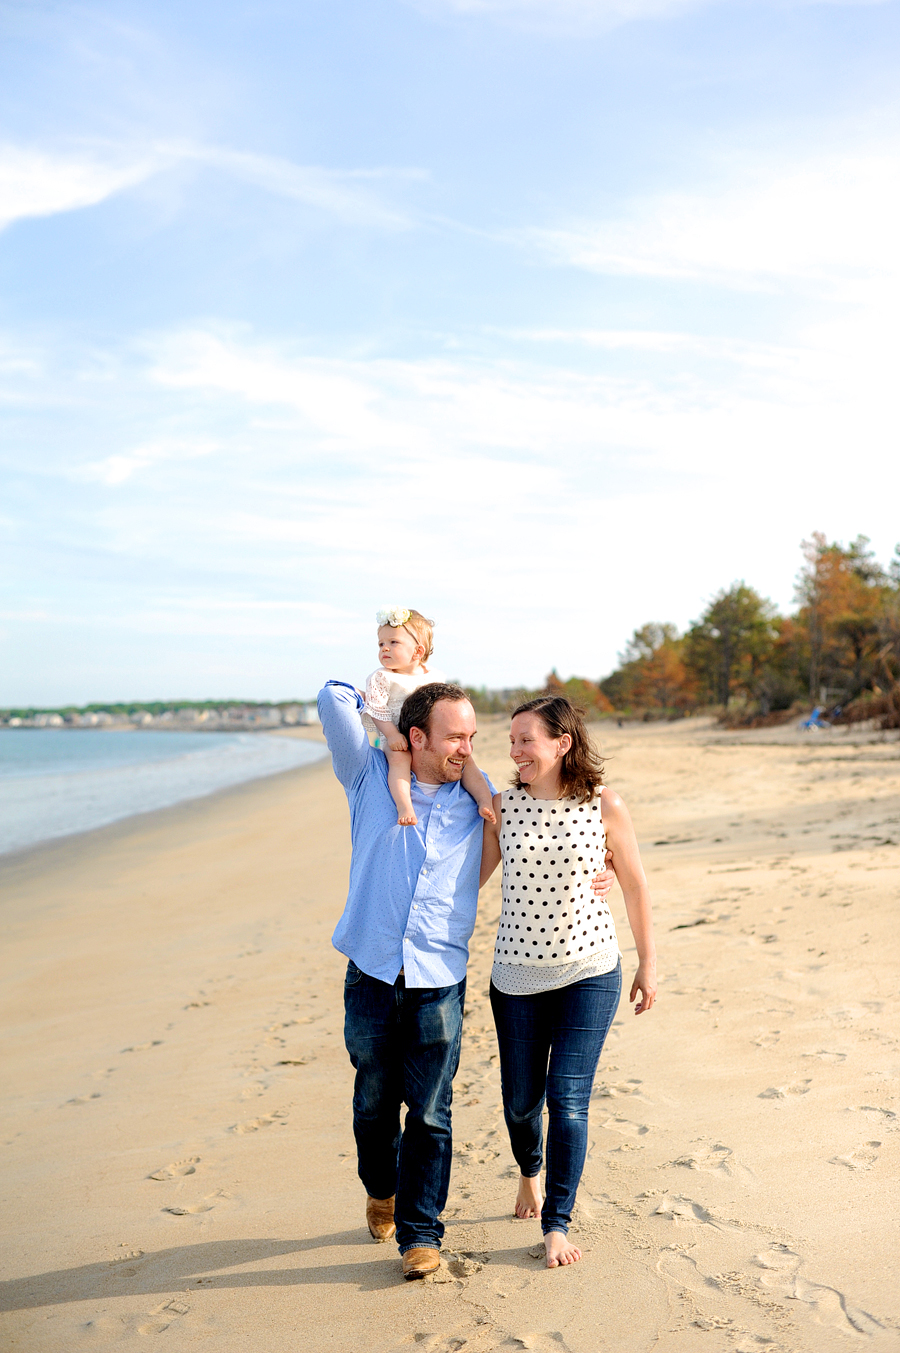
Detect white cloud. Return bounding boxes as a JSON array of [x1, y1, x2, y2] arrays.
[[0, 144, 163, 231], [0, 140, 418, 235], [7, 315, 900, 696], [495, 326, 805, 371], [79, 437, 220, 486], [525, 149, 900, 297]]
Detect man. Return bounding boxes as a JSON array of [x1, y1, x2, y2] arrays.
[[318, 678, 489, 1279], [318, 678, 613, 1280]]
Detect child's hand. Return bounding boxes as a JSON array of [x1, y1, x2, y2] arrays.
[[387, 734, 409, 752]]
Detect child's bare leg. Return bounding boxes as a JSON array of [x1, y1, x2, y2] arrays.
[[386, 748, 417, 826], [461, 757, 496, 823]]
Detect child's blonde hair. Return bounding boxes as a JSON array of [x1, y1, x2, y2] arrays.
[[403, 609, 434, 662], [377, 607, 435, 662]]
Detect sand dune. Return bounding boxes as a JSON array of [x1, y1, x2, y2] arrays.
[[1, 716, 898, 1351]]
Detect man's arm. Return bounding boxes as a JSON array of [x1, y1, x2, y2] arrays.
[[317, 682, 372, 791]]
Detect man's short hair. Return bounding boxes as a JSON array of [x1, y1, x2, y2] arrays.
[[397, 683, 470, 743]]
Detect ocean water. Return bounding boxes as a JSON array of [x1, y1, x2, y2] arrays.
[[0, 728, 328, 857]]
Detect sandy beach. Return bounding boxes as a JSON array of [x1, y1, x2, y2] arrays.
[[1, 716, 898, 1352]]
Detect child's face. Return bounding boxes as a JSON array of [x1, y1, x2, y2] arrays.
[[377, 625, 423, 673]]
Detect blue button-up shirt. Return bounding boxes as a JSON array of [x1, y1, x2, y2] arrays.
[[318, 681, 494, 988]]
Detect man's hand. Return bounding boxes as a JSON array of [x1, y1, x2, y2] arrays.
[[591, 849, 616, 898]]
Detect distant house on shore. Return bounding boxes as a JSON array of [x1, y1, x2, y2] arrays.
[[281, 703, 320, 726]]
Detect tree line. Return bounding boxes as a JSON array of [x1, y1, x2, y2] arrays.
[[470, 535, 899, 729], [597, 534, 900, 726]]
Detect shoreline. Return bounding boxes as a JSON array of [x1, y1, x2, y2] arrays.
[[0, 728, 328, 868], [0, 758, 330, 889]]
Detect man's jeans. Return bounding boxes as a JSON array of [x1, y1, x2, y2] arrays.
[[489, 962, 621, 1236], [343, 960, 466, 1253]]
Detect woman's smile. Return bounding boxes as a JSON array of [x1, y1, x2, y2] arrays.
[[509, 712, 571, 797]]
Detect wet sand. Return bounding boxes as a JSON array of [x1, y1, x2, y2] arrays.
[[1, 716, 898, 1351]]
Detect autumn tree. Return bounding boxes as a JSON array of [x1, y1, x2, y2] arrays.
[[545, 670, 614, 716], [600, 623, 692, 711], [684, 584, 778, 708], [795, 534, 889, 699]]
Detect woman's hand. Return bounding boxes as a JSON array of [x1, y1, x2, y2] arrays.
[[630, 959, 657, 1015]]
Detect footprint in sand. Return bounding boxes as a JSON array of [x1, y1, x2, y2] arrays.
[[753, 1243, 801, 1277], [137, 1298, 191, 1335], [121, 1040, 163, 1052], [504, 1335, 570, 1352], [409, 1336, 469, 1351], [162, 1187, 233, 1216], [853, 1105, 898, 1130], [758, 1080, 811, 1099], [829, 1142, 880, 1171], [651, 1196, 736, 1230], [599, 1115, 651, 1137], [148, 1157, 200, 1180], [64, 1092, 102, 1105], [753, 1247, 883, 1336], [445, 1251, 489, 1277], [671, 1142, 754, 1181], [593, 1079, 643, 1099], [803, 1049, 846, 1063], [230, 1109, 289, 1134], [108, 1246, 144, 1268]]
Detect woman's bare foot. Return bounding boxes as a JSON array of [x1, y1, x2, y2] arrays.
[[543, 1231, 582, 1267], [478, 803, 497, 824], [515, 1174, 542, 1219]]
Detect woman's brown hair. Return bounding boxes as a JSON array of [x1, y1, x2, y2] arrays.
[[510, 695, 605, 803]]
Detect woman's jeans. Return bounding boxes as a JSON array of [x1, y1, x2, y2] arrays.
[[490, 962, 622, 1236], [343, 960, 466, 1253]]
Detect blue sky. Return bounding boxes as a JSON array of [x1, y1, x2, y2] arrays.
[[2, 0, 899, 705]]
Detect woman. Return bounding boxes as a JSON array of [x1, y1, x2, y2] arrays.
[[480, 696, 657, 1268]]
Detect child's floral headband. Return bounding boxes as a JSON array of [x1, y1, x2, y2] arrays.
[[376, 606, 411, 629]]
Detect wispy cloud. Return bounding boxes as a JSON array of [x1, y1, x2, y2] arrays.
[[523, 148, 900, 296], [494, 326, 804, 371], [170, 144, 419, 228], [6, 318, 900, 694], [0, 140, 420, 234], [79, 437, 220, 486], [413, 0, 891, 31], [0, 143, 163, 231]]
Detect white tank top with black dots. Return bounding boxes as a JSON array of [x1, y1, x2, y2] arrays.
[[491, 787, 619, 992]]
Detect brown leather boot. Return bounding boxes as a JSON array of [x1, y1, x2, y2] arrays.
[[366, 1195, 396, 1242], [401, 1246, 440, 1280]]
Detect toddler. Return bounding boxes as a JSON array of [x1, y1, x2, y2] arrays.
[[361, 606, 496, 827]]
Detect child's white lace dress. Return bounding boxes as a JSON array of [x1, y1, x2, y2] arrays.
[[360, 667, 446, 734]]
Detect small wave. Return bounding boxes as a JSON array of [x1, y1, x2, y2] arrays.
[[0, 733, 327, 856]]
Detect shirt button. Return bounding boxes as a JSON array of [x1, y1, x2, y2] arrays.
[[413, 904, 419, 910], [422, 868, 428, 875]]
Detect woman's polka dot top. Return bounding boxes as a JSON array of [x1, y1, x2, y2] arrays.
[[494, 786, 619, 968]]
